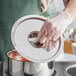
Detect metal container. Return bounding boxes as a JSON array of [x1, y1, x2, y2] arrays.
[[7, 50, 24, 76], [66, 64, 76, 76], [7, 58, 24, 76], [68, 28, 76, 41], [24, 62, 44, 75], [33, 62, 55, 76], [7, 50, 44, 75]]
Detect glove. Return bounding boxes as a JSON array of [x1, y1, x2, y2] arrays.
[[40, 0, 51, 13], [38, 11, 73, 51], [47, 11, 73, 41]]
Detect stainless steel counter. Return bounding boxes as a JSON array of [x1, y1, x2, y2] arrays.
[[1, 61, 76, 76]]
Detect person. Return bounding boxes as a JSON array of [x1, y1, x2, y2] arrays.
[[0, 0, 76, 75], [38, 0, 76, 50]]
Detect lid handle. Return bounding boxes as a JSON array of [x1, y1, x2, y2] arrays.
[[28, 31, 44, 48]]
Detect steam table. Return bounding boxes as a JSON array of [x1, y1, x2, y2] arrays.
[[2, 53, 76, 76]]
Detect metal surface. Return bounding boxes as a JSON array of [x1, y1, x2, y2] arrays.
[[7, 50, 44, 75], [7, 58, 24, 76], [4, 60, 55, 76], [6, 50, 55, 75], [67, 28, 76, 41], [3, 62, 76, 76], [66, 64, 76, 76], [33, 62, 55, 76], [24, 62, 44, 74], [11, 15, 63, 63]]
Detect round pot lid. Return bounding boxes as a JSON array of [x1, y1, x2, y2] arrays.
[[11, 15, 63, 63]]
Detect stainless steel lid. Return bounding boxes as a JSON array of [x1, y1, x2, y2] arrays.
[[11, 15, 63, 63]]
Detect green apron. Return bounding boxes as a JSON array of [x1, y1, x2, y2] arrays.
[[0, 0, 57, 61]]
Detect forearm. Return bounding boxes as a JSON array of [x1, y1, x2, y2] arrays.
[[64, 0, 76, 21]]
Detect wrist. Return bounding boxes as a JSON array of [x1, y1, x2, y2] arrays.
[[64, 8, 75, 21], [47, 11, 73, 34], [48, 11, 72, 27]]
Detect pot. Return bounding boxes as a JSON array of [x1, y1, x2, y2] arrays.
[[7, 50, 44, 75], [24, 62, 44, 75], [33, 62, 55, 76]]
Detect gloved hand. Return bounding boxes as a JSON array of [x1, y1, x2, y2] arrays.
[[38, 11, 73, 51], [40, 0, 51, 13]]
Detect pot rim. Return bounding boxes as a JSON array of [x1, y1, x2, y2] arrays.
[[7, 49, 30, 62]]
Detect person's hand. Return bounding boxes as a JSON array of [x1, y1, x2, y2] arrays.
[[38, 11, 72, 51], [40, 0, 51, 13], [38, 20, 58, 51]]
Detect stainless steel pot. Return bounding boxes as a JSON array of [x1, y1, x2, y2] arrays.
[[7, 58, 24, 76], [7, 50, 44, 75], [24, 62, 44, 75], [7, 50, 24, 76], [33, 62, 55, 76]]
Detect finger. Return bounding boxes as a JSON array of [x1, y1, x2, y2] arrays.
[[51, 27, 58, 40], [38, 23, 46, 38], [44, 39, 50, 51], [46, 39, 51, 52], [38, 31, 47, 44], [41, 38, 48, 49], [41, 41, 46, 48], [45, 39, 54, 52], [48, 40, 54, 51], [48, 40, 56, 51], [53, 30, 60, 41], [42, 21, 51, 37], [48, 25, 55, 40]]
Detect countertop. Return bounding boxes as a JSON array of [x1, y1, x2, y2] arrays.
[[3, 61, 76, 76], [55, 53, 76, 62]]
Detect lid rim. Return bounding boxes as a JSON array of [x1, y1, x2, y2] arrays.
[[11, 15, 63, 63]]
